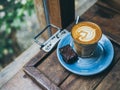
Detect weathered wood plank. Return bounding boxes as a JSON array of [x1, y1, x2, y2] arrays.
[[0, 43, 40, 88], [34, 0, 49, 39], [1, 70, 42, 90], [97, 0, 120, 14], [25, 50, 47, 67], [60, 42, 120, 90], [47, 0, 75, 28], [23, 19, 74, 89], [34, 0, 46, 28], [95, 59, 120, 90], [47, 0, 61, 28], [37, 49, 70, 85], [24, 67, 60, 90]]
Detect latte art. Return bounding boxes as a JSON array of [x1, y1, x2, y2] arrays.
[[71, 21, 102, 57], [71, 21, 102, 44], [77, 26, 96, 42]]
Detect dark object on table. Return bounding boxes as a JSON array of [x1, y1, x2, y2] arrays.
[[59, 45, 78, 64]]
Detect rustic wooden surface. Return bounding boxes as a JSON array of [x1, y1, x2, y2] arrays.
[[24, 67, 60, 90], [47, 0, 75, 29], [0, 43, 40, 88], [37, 50, 70, 85], [96, 59, 120, 90], [34, 0, 49, 39], [1, 69, 42, 90], [1, 1, 120, 90], [34, 0, 46, 29]]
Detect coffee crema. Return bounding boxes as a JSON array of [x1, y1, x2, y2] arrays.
[[71, 22, 102, 44]]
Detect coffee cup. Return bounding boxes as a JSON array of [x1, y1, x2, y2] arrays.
[[71, 21, 102, 57]]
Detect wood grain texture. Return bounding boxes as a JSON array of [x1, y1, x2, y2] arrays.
[[24, 67, 60, 90], [97, 0, 120, 14], [0, 43, 40, 88], [24, 47, 63, 90], [95, 59, 120, 90], [25, 50, 47, 67], [34, 0, 46, 29], [1, 70, 42, 90], [37, 50, 70, 85], [60, 43, 120, 90], [47, 0, 75, 29], [47, 0, 61, 28], [34, 0, 50, 39]]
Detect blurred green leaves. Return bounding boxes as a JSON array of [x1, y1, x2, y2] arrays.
[[0, 0, 34, 60]]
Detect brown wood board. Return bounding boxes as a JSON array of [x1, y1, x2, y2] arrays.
[[96, 58, 120, 90], [37, 50, 70, 85], [24, 49, 61, 90], [1, 70, 43, 90], [47, 0, 75, 29]]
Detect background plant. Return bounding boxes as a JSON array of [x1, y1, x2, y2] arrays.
[[0, 0, 34, 67]]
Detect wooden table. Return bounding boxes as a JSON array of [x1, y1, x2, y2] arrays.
[[1, 2, 120, 90]]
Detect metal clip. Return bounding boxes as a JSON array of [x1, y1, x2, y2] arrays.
[[34, 24, 68, 52]]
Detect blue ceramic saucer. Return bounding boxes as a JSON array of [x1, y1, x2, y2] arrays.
[[57, 33, 114, 76]]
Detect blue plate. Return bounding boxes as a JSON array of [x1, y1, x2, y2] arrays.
[[57, 33, 114, 76]]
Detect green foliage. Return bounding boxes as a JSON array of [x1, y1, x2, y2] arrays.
[[0, 0, 35, 60]]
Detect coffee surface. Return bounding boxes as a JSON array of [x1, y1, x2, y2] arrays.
[[76, 26, 96, 42], [71, 22, 102, 44]]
